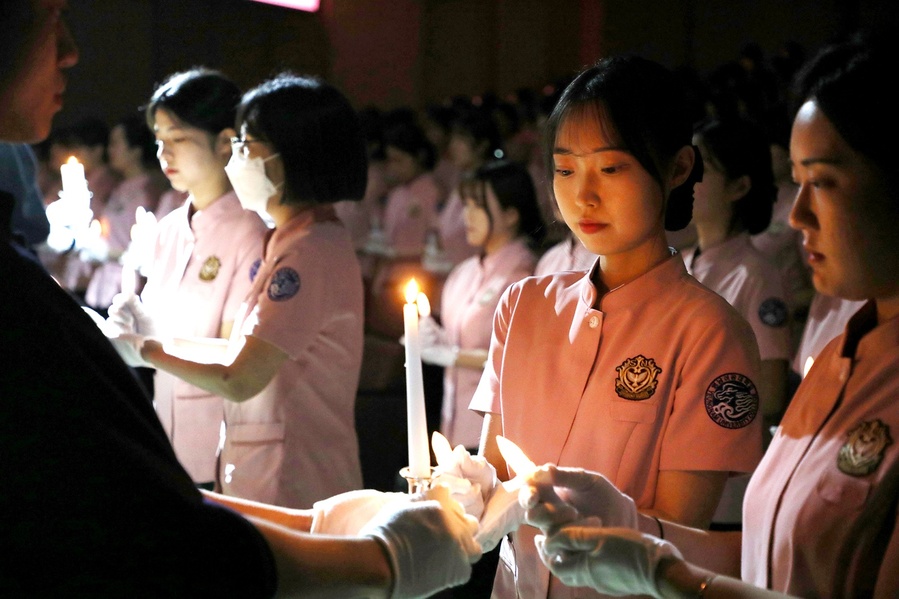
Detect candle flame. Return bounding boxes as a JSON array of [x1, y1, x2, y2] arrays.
[[417, 292, 430, 318], [404, 278, 420, 304], [66, 156, 79, 165]]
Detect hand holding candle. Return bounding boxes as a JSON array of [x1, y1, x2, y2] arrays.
[[402, 278, 431, 481]]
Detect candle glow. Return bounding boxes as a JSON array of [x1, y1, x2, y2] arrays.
[[402, 278, 431, 479]]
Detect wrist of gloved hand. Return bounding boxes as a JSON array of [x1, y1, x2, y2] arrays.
[[421, 344, 459, 367], [310, 489, 408, 536], [520, 464, 638, 532], [360, 486, 480, 599], [536, 521, 682, 598], [109, 333, 153, 368]]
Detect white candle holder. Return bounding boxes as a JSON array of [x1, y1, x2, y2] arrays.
[[399, 466, 436, 494]]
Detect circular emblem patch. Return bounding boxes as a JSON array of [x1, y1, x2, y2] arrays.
[[704, 373, 758, 428], [615, 355, 662, 401], [758, 297, 788, 328], [837, 419, 893, 476], [199, 256, 221, 281], [249, 258, 262, 283], [267, 267, 300, 301]]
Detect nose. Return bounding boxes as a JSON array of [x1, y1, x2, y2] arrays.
[[575, 171, 599, 207], [57, 16, 79, 69], [788, 183, 816, 232], [156, 142, 169, 162]]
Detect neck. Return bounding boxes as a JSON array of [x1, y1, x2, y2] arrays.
[[483, 231, 514, 256], [695, 219, 733, 251], [876, 294, 899, 324], [120, 162, 146, 180], [597, 233, 670, 292], [189, 172, 232, 211], [267, 194, 307, 228]]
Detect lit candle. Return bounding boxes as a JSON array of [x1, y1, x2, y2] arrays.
[[60, 156, 88, 195], [403, 278, 430, 479]]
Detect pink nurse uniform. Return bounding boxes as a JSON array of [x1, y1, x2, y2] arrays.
[[141, 191, 268, 484], [85, 173, 164, 308], [470, 254, 764, 598], [220, 206, 364, 508], [793, 292, 866, 378], [743, 303, 899, 596], [439, 238, 536, 448], [382, 172, 441, 257]]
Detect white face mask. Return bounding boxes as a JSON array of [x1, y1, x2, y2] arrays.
[[225, 151, 282, 214]]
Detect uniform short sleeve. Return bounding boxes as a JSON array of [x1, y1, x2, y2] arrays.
[[469, 284, 517, 416]]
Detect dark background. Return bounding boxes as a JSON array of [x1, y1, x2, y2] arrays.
[[59, 0, 897, 126]]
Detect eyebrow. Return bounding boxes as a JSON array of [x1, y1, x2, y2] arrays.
[[794, 156, 843, 167], [553, 146, 627, 155]]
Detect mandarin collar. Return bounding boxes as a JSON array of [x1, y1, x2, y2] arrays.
[[838, 300, 899, 359], [263, 204, 338, 259], [579, 251, 687, 312], [188, 191, 243, 233]]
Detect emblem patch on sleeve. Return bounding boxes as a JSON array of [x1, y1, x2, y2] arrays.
[[249, 258, 262, 282], [837, 419, 892, 476], [267, 267, 301, 301], [615, 355, 662, 400], [758, 297, 788, 327], [199, 256, 221, 281], [704, 373, 758, 428]]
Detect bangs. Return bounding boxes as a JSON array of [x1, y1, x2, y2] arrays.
[[553, 101, 624, 152]]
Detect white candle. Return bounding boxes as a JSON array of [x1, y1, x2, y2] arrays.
[[60, 156, 87, 194], [121, 264, 137, 296], [403, 278, 430, 479]]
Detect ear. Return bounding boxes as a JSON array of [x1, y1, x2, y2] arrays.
[[216, 128, 236, 160], [727, 174, 752, 203], [669, 145, 696, 189]]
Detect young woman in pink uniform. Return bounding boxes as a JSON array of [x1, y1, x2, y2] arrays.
[[454, 56, 765, 598], [684, 117, 791, 434], [422, 160, 545, 450], [108, 69, 268, 489], [521, 35, 899, 599], [138, 73, 367, 509], [83, 112, 167, 311]]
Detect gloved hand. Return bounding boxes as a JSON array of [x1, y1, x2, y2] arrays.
[[421, 345, 459, 367], [431, 431, 530, 552], [108, 333, 152, 368], [107, 293, 158, 336], [360, 485, 481, 599], [45, 197, 93, 253], [536, 519, 682, 598], [418, 314, 448, 348], [310, 489, 409, 536], [76, 220, 110, 264], [519, 464, 638, 533], [431, 431, 496, 521]]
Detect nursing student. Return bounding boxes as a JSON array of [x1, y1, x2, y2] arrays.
[[683, 117, 791, 435], [109, 68, 268, 489], [421, 160, 545, 450], [449, 55, 765, 598], [520, 34, 899, 599], [136, 72, 366, 509]]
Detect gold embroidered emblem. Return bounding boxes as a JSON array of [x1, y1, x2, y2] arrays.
[[199, 256, 221, 281], [837, 419, 892, 477], [615, 355, 662, 401]]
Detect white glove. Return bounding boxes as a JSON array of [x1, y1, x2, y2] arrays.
[[45, 196, 93, 253], [108, 333, 152, 368], [421, 345, 459, 367], [76, 227, 110, 263], [107, 293, 158, 336], [431, 432, 496, 520], [360, 485, 481, 599], [431, 431, 527, 553], [536, 519, 682, 598], [310, 489, 409, 536], [520, 464, 638, 533]]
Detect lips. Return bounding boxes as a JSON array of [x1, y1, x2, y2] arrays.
[[578, 220, 607, 234]]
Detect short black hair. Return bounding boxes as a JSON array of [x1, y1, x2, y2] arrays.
[[542, 55, 703, 231], [459, 160, 546, 248], [450, 108, 504, 162], [382, 120, 436, 170], [793, 32, 896, 188], [694, 117, 776, 235], [236, 72, 368, 205], [116, 111, 157, 169], [146, 68, 241, 136]]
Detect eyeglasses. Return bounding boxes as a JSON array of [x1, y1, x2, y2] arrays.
[[230, 136, 268, 156]]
